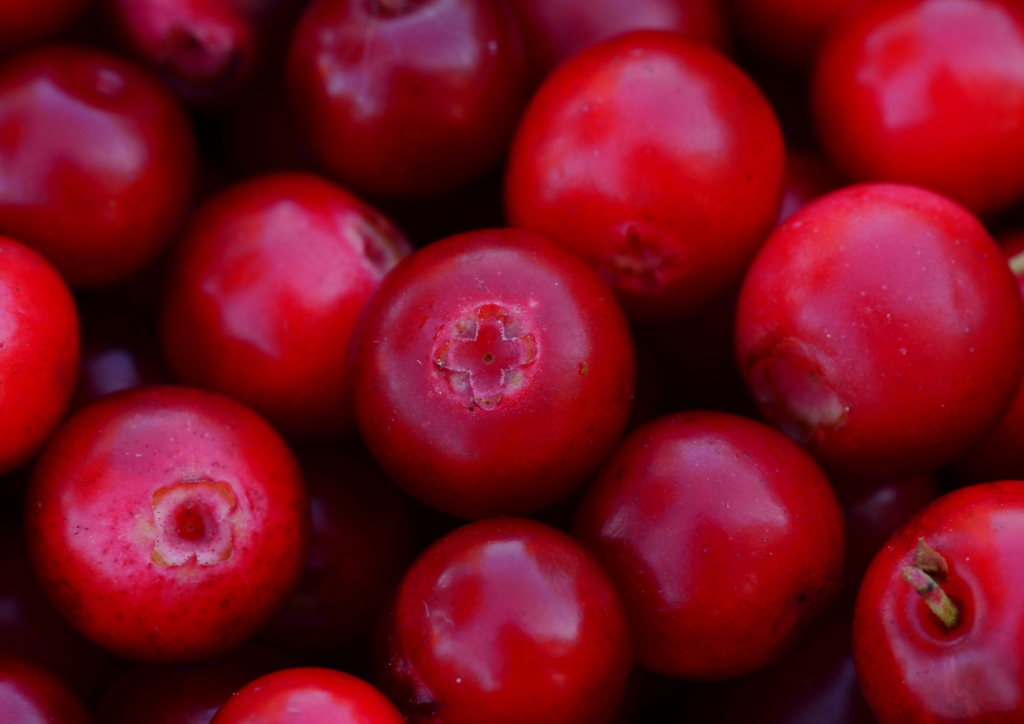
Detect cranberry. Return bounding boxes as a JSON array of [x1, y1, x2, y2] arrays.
[[0, 235, 79, 476], [573, 411, 844, 680], [212, 667, 404, 723], [735, 183, 1024, 479], [505, 30, 785, 322], [384, 518, 633, 723], [348, 227, 635, 519], [0, 45, 196, 287], [24, 385, 310, 663], [813, 0, 1024, 217], [288, 0, 531, 199], [161, 172, 411, 439], [854, 481, 1024, 721]]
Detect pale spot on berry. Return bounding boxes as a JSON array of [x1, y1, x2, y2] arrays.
[[151, 480, 237, 567]]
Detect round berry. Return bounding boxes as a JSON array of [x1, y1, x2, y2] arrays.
[[25, 385, 310, 663]]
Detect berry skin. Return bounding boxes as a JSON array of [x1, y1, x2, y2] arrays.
[[0, 235, 79, 476]]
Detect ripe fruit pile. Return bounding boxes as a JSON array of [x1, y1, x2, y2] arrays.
[[3, 0, 1024, 721]]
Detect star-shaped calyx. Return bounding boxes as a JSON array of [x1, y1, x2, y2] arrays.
[[432, 303, 537, 410], [151, 479, 237, 567]]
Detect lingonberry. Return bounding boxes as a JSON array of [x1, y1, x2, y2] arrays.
[[161, 172, 410, 439], [0, 45, 196, 287], [288, 0, 531, 199], [0, 235, 79, 476], [24, 385, 310, 663], [508, 0, 730, 77], [105, 0, 305, 106], [735, 183, 1024, 479], [813, 0, 1024, 216], [951, 231, 1024, 484], [854, 481, 1024, 722], [574, 411, 844, 680], [384, 518, 633, 723], [212, 668, 404, 723], [0, 654, 91, 724], [505, 30, 785, 322]]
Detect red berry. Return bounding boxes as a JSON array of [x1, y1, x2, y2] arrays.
[[24, 385, 310, 663], [813, 0, 1024, 216], [508, 0, 730, 76], [574, 411, 845, 679], [348, 227, 636, 519], [385, 518, 633, 723], [0, 45, 197, 287], [106, 0, 303, 106], [506, 30, 785, 322], [735, 183, 1024, 479], [212, 668, 404, 723], [0, 235, 79, 476], [288, 0, 531, 198], [0, 654, 91, 724], [854, 481, 1024, 722], [161, 172, 410, 439]]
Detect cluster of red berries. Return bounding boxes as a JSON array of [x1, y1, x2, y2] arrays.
[[3, 0, 1024, 722]]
